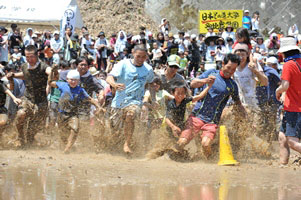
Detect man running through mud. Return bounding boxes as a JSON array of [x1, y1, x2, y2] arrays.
[[7, 45, 52, 147], [177, 54, 247, 158], [106, 44, 155, 153]]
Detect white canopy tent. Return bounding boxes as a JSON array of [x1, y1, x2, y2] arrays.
[[0, 0, 84, 28]]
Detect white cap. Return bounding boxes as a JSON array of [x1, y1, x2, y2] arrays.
[[67, 70, 80, 80], [267, 56, 279, 69], [191, 34, 197, 39], [184, 33, 190, 38], [53, 30, 60, 35], [244, 10, 250, 13], [267, 56, 278, 64], [32, 34, 37, 38]]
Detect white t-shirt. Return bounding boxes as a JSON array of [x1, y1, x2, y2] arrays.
[[222, 31, 235, 42], [251, 18, 259, 31], [205, 32, 216, 37], [233, 63, 263, 109], [152, 48, 162, 60], [215, 45, 226, 61], [50, 37, 64, 52]]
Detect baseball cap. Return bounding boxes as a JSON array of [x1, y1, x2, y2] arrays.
[[184, 33, 190, 38], [267, 56, 278, 64], [191, 34, 197, 39], [167, 55, 180, 68], [53, 31, 60, 35], [244, 10, 250, 13], [67, 70, 80, 80]]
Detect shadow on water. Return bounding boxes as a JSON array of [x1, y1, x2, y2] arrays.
[[1, 166, 300, 200]]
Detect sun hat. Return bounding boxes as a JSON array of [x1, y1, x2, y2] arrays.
[[67, 70, 80, 80], [168, 32, 174, 38], [233, 43, 249, 53], [89, 67, 99, 76], [225, 24, 234, 32], [167, 55, 180, 68], [277, 37, 301, 53]]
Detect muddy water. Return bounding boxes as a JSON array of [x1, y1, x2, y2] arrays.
[[1, 160, 300, 200]]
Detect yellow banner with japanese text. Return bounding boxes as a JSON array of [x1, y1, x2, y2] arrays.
[[199, 10, 243, 33]]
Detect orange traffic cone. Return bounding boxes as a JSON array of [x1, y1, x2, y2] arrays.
[[218, 125, 239, 166]]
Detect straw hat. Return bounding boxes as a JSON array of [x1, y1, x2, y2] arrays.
[[89, 67, 99, 76]]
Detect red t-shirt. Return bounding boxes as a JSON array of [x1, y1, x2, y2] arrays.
[[281, 58, 301, 112]]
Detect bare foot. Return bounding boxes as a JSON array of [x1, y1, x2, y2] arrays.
[[63, 147, 71, 154], [123, 143, 132, 154], [14, 139, 24, 148]]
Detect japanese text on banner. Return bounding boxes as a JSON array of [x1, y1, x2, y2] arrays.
[[199, 10, 243, 33]]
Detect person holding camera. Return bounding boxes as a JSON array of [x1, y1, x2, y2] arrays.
[[267, 33, 280, 56], [159, 18, 171, 35]]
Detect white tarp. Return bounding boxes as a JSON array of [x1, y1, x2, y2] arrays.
[[0, 0, 84, 28]]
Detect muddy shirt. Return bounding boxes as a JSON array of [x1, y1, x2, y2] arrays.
[[166, 97, 193, 132], [78, 73, 103, 117], [21, 61, 49, 104], [0, 81, 8, 107]]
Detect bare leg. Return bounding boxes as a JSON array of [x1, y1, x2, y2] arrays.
[[15, 110, 26, 147], [287, 136, 301, 154], [64, 130, 78, 154], [123, 112, 135, 153], [201, 136, 212, 159], [177, 137, 188, 148], [278, 132, 290, 165]]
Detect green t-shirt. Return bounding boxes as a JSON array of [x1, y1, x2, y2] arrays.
[[49, 80, 63, 103], [179, 57, 188, 69]]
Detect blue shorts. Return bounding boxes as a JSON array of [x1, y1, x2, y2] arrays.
[[280, 111, 301, 138]]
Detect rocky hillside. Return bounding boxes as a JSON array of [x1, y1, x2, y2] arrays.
[[78, 0, 158, 38]]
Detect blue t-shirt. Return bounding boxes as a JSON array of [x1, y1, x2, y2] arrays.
[[192, 69, 239, 124], [256, 66, 281, 106], [56, 82, 90, 113], [242, 16, 252, 29], [109, 59, 154, 108]]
